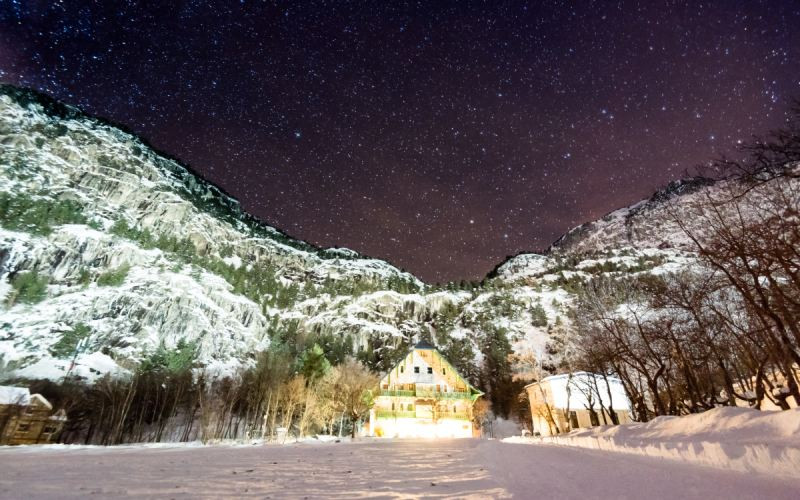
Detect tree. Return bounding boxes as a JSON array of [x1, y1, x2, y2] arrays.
[[478, 324, 515, 418], [329, 358, 379, 438], [298, 343, 331, 385], [7, 271, 48, 305]]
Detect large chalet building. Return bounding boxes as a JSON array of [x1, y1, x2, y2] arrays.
[[368, 340, 483, 438]]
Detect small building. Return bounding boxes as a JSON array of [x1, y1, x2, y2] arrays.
[[525, 372, 632, 437], [368, 340, 483, 438], [0, 386, 66, 445]]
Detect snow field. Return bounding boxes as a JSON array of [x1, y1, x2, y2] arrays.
[[1, 438, 798, 499], [505, 407, 800, 478]]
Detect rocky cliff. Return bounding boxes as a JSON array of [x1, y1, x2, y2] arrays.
[[4, 84, 790, 384]]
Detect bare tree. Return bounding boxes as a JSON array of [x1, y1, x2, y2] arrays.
[[329, 358, 379, 438]]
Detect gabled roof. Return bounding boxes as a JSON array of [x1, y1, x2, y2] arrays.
[[383, 341, 484, 400], [414, 339, 436, 350], [524, 371, 624, 389]]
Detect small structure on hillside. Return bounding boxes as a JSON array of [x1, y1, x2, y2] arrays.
[[525, 372, 631, 436], [0, 386, 66, 445], [368, 340, 483, 438]]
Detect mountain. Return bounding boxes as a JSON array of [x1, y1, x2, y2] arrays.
[[548, 176, 717, 255], [0, 85, 424, 380], [1, 84, 793, 392]]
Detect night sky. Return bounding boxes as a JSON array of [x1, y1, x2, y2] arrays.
[[1, 1, 799, 282]]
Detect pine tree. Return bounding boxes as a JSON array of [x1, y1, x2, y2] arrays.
[[298, 343, 331, 384]]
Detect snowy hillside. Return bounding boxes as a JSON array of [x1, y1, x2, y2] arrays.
[[545, 174, 797, 255], [2, 84, 787, 389], [0, 85, 423, 379], [0, 85, 574, 382]]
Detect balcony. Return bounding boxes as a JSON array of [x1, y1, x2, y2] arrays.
[[416, 390, 472, 400], [379, 390, 416, 397], [375, 410, 417, 419], [379, 389, 472, 400], [374, 410, 470, 420], [440, 413, 470, 421]]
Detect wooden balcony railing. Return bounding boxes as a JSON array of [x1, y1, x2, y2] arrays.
[[375, 410, 416, 419], [374, 410, 471, 420], [440, 413, 470, 420], [379, 389, 472, 400], [379, 390, 416, 397]]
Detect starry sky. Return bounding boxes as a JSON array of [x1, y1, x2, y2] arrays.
[[1, 1, 799, 282]]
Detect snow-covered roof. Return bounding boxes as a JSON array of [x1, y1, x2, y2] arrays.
[[525, 372, 631, 411], [31, 393, 53, 410], [537, 371, 623, 384], [0, 385, 31, 406]]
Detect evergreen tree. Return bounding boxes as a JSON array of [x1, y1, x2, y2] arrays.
[[298, 343, 331, 384]]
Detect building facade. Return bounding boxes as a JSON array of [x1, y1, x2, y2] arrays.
[[525, 372, 632, 437], [0, 386, 66, 445], [368, 340, 483, 438]]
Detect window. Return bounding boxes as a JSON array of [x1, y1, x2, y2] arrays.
[[453, 406, 456, 413], [590, 411, 600, 427], [16, 423, 30, 433], [442, 368, 446, 375], [414, 366, 420, 374], [391, 403, 395, 411], [400, 365, 404, 373], [407, 404, 414, 411], [427, 367, 433, 374], [569, 411, 579, 430], [43, 425, 58, 434]]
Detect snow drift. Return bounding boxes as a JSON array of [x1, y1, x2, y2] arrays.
[[506, 407, 800, 477]]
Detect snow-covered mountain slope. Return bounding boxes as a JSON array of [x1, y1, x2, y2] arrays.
[[547, 177, 723, 254], [0, 85, 588, 383], [0, 85, 424, 379], [545, 170, 800, 255], [3, 84, 787, 385]]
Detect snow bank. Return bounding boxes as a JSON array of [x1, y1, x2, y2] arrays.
[[505, 407, 800, 477]]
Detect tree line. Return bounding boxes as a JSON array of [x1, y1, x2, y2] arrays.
[[567, 105, 800, 420], [21, 342, 378, 445]]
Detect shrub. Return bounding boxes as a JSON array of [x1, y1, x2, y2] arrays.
[[0, 192, 86, 235], [97, 264, 130, 287], [50, 323, 92, 358], [8, 271, 48, 305], [76, 268, 92, 287], [531, 303, 548, 327], [140, 339, 198, 374]]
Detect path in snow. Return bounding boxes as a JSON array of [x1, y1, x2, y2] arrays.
[[0, 439, 798, 499]]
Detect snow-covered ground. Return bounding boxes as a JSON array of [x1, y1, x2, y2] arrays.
[[0, 438, 798, 499], [506, 407, 800, 478]]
